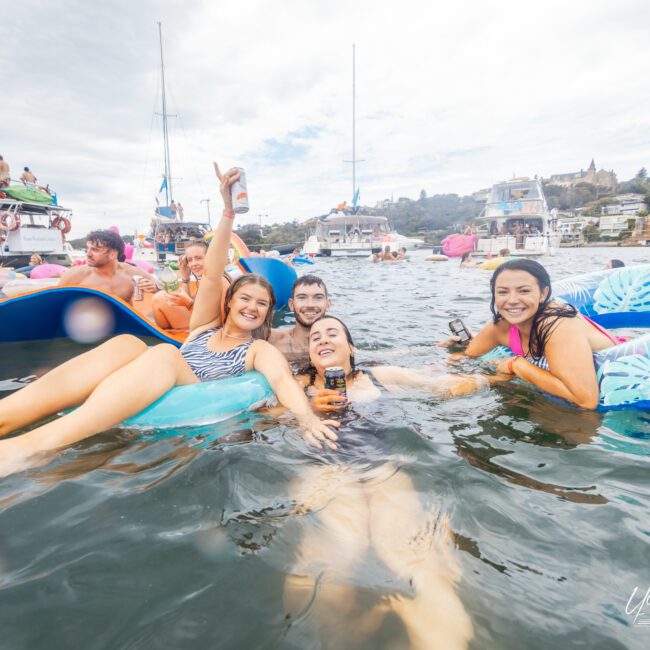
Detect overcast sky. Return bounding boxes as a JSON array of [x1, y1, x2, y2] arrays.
[[2, 0, 649, 236]]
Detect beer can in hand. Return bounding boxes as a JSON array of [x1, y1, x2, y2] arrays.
[[132, 275, 144, 302], [324, 367, 347, 406], [231, 167, 249, 214]]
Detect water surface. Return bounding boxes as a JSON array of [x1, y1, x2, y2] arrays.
[[1, 247, 649, 649]]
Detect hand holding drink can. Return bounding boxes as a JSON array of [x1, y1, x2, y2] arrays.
[[324, 367, 347, 407], [230, 167, 249, 214]]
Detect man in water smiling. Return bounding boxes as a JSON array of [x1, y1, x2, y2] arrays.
[[269, 275, 331, 366]]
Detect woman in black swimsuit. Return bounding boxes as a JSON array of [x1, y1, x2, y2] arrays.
[[281, 316, 502, 649]]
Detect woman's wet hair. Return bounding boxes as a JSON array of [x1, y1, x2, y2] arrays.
[[490, 258, 577, 360], [224, 273, 276, 340], [303, 314, 358, 383], [185, 240, 208, 254]]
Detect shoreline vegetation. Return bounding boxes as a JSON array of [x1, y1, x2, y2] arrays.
[[63, 169, 649, 252], [235, 168, 650, 251]]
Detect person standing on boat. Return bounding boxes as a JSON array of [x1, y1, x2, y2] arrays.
[[19, 167, 37, 184], [0, 155, 9, 185], [58, 229, 160, 304], [170, 200, 178, 219], [177, 202, 184, 222]]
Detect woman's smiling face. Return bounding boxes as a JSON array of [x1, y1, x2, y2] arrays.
[[184, 245, 206, 276], [494, 269, 549, 325], [309, 318, 354, 374], [227, 283, 271, 331]]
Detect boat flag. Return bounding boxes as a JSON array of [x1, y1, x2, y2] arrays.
[[352, 187, 360, 208], [159, 176, 168, 194]]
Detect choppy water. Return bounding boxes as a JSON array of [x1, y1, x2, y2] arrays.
[[1, 247, 649, 649]]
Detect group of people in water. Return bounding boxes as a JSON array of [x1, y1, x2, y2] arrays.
[[371, 245, 407, 262], [0, 165, 623, 460], [0, 162, 632, 649]]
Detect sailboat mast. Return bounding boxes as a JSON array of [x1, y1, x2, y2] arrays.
[[158, 21, 173, 206], [352, 43, 356, 205]]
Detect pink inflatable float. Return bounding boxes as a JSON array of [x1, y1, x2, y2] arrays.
[[131, 259, 155, 274], [441, 234, 476, 258], [30, 264, 68, 279]]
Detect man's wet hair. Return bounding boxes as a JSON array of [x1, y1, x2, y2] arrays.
[[292, 274, 328, 298], [86, 229, 125, 262]]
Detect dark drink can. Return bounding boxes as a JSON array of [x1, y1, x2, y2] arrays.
[[231, 167, 249, 214], [324, 367, 347, 405]]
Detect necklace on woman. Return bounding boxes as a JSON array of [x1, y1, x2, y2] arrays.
[[221, 328, 252, 341]]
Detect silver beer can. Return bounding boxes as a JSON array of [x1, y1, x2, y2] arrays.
[[231, 167, 249, 214], [132, 275, 144, 302]]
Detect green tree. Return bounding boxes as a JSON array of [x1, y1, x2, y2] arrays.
[[636, 167, 647, 180]]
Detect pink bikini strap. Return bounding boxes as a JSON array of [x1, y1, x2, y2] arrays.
[[582, 315, 626, 344], [508, 325, 526, 356]]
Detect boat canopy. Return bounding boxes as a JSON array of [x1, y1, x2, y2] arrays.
[[3, 184, 53, 205], [318, 214, 388, 225]]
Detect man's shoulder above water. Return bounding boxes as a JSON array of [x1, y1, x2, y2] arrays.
[[269, 326, 310, 365]]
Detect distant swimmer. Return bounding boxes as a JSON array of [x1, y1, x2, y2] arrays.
[[459, 252, 475, 268], [58, 229, 160, 304], [0, 155, 9, 184], [19, 167, 37, 184], [606, 259, 625, 269]]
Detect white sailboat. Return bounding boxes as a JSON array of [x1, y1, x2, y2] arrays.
[[141, 23, 210, 264]]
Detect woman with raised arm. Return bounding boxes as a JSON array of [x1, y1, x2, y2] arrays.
[[440, 258, 621, 409], [0, 165, 338, 474]]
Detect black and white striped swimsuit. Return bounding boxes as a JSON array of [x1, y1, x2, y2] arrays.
[[180, 328, 253, 382]]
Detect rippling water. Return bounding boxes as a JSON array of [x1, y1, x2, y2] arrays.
[[1, 247, 649, 649]]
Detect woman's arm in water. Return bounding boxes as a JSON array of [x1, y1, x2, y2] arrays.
[[497, 318, 600, 409], [369, 366, 506, 398], [250, 342, 340, 449], [189, 164, 238, 332]]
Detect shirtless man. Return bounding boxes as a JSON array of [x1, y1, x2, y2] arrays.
[[20, 167, 37, 184], [268, 274, 331, 366], [58, 230, 160, 304], [0, 155, 9, 183]]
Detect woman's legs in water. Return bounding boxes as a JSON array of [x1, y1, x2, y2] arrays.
[[367, 469, 473, 649], [0, 342, 198, 460], [0, 334, 148, 437], [151, 291, 192, 330], [283, 464, 473, 650]]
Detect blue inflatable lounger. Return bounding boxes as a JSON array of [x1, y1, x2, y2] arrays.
[[123, 371, 276, 428]]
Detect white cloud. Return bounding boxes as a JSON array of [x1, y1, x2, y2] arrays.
[[2, 0, 649, 237]]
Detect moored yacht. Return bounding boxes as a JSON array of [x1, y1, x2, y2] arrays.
[[475, 177, 560, 256], [0, 184, 73, 267], [307, 212, 390, 257]]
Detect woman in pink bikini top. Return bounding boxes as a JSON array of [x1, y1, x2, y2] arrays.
[[455, 259, 620, 410]]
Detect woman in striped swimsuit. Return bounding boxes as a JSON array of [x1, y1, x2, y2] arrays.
[[450, 259, 620, 409], [0, 166, 338, 474]]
